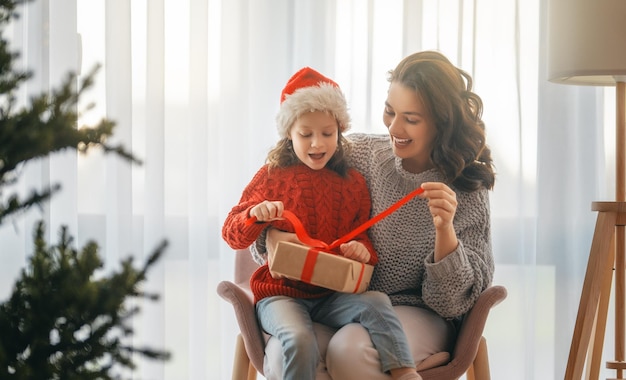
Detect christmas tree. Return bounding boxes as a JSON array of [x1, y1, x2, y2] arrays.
[[0, 0, 170, 378]]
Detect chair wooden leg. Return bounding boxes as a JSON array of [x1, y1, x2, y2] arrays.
[[247, 361, 257, 380], [232, 334, 257, 380], [467, 336, 490, 380], [466, 364, 476, 380]]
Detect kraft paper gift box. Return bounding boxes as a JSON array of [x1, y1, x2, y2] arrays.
[[269, 241, 374, 293]]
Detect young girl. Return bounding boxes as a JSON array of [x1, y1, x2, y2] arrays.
[[222, 67, 422, 380]]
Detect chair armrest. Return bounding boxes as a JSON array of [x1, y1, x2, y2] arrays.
[[217, 280, 266, 373], [419, 285, 507, 380], [453, 285, 507, 359]]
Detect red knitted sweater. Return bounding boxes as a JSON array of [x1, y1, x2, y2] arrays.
[[222, 164, 377, 303]]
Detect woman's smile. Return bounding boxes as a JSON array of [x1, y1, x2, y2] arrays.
[[392, 136, 413, 146]]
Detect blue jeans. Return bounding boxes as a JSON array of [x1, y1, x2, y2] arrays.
[[256, 291, 415, 380]]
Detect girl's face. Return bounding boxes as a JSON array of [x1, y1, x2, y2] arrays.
[[289, 110, 339, 170], [383, 81, 437, 173]]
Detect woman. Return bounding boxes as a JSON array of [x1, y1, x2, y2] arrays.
[[253, 50, 496, 379]]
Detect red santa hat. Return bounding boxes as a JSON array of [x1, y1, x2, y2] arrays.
[[276, 67, 351, 138]]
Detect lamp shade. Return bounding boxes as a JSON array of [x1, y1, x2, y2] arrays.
[[547, 0, 626, 86]]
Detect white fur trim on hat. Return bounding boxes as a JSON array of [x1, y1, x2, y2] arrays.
[[276, 82, 351, 138]]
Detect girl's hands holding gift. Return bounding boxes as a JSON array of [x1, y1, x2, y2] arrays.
[[249, 200, 284, 222], [339, 240, 371, 263]]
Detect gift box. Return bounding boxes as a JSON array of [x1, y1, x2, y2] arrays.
[[270, 241, 374, 293]]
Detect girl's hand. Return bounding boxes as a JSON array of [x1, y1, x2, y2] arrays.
[[418, 182, 457, 229], [339, 241, 371, 263], [249, 200, 284, 222]]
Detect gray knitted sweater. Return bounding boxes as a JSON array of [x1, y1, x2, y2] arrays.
[[251, 133, 494, 319]]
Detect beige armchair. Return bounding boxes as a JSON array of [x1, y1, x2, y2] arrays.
[[217, 248, 507, 380]]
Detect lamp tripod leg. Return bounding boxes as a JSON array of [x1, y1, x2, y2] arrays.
[[565, 210, 618, 380], [585, 234, 615, 379]]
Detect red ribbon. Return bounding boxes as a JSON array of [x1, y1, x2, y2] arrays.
[[245, 186, 425, 290], [352, 262, 367, 293], [301, 247, 322, 284], [326, 186, 425, 249]]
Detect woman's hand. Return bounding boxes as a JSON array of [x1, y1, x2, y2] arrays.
[[419, 182, 459, 261], [249, 200, 284, 222], [339, 241, 371, 263], [419, 182, 457, 230]]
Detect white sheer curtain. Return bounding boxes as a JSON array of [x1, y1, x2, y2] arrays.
[[0, 0, 614, 379]]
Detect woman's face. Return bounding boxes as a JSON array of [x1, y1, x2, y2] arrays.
[[289, 110, 339, 170], [383, 81, 437, 173]]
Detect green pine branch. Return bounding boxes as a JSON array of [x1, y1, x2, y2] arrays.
[[0, 222, 170, 380], [0, 63, 141, 224]]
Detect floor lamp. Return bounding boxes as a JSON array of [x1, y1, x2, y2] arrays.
[[547, 0, 626, 379]]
